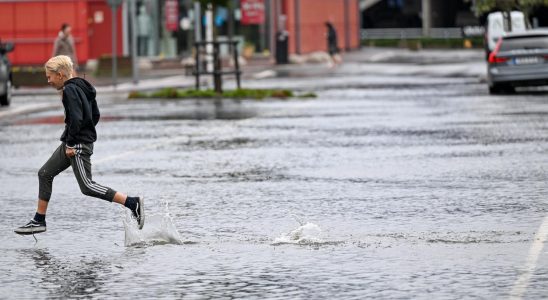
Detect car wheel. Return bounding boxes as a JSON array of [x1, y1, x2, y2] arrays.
[[0, 79, 12, 106], [489, 83, 504, 94], [489, 83, 514, 95]]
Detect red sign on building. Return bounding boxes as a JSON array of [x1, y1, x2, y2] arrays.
[[240, 0, 265, 25], [165, 0, 179, 31]]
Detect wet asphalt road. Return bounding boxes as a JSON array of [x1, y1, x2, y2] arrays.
[[1, 53, 548, 299]]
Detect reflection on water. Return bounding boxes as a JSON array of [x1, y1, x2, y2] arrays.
[[19, 248, 108, 298], [11, 98, 257, 126]]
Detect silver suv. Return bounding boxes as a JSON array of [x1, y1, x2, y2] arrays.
[[487, 30, 548, 94], [0, 40, 14, 106]]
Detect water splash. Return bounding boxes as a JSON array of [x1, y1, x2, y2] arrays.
[[123, 201, 184, 247], [272, 222, 330, 246]]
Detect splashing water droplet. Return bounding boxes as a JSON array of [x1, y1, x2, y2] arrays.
[[272, 222, 325, 245], [123, 203, 184, 247]]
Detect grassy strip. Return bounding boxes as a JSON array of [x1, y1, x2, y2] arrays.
[[128, 88, 317, 100]]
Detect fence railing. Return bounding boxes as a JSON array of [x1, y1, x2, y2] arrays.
[[194, 40, 241, 93], [360, 27, 485, 40]]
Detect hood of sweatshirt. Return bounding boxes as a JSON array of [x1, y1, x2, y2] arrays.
[[64, 77, 96, 101]]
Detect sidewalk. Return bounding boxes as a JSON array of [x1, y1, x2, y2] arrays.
[[11, 55, 276, 97], [2, 47, 485, 121], [12, 47, 485, 96]]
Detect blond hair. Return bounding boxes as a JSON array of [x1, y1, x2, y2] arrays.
[[44, 55, 73, 78]]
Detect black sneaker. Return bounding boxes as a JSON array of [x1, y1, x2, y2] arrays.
[[14, 219, 46, 235], [131, 196, 145, 230]]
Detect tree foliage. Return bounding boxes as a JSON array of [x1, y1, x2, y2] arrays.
[[469, 0, 548, 15]]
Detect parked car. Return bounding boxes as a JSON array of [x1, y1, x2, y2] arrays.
[[0, 40, 14, 106], [487, 30, 548, 94], [484, 11, 527, 59]]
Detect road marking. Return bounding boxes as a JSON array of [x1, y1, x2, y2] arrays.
[[0, 103, 61, 119], [510, 215, 548, 299], [369, 51, 395, 62]]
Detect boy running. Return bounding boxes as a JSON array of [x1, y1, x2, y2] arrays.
[[15, 55, 144, 235]]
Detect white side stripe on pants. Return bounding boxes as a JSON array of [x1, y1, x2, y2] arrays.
[[76, 155, 107, 194], [75, 144, 107, 194]]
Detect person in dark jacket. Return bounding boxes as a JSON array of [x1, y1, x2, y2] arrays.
[[325, 21, 342, 68], [14, 55, 144, 235]]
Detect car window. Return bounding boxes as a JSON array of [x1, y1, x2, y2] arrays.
[[500, 36, 548, 51], [511, 14, 526, 31], [490, 19, 503, 32]]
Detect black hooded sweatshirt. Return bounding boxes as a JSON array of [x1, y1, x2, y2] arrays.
[[60, 78, 100, 147]]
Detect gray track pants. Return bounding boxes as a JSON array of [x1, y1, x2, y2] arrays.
[[38, 143, 116, 202]]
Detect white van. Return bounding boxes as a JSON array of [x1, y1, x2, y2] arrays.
[[485, 11, 527, 55]]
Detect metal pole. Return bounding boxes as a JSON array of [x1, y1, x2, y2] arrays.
[[151, 0, 159, 55], [194, 2, 202, 43], [233, 41, 241, 89], [112, 5, 118, 87], [422, 0, 431, 37], [205, 4, 214, 72], [228, 0, 235, 42], [259, 17, 265, 53], [227, 0, 236, 67], [294, 0, 300, 54], [195, 42, 200, 90], [268, 0, 276, 61], [345, 0, 351, 51], [186, 0, 193, 56], [122, 0, 129, 56], [213, 42, 221, 94], [130, 0, 139, 84], [194, 1, 202, 89], [357, 0, 362, 49], [276, 0, 282, 31]]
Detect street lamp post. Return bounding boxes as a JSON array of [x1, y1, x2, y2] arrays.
[[129, 0, 138, 84], [108, 0, 123, 88], [422, 0, 431, 37]]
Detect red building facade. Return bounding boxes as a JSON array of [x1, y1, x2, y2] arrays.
[[282, 0, 360, 54], [0, 0, 123, 66], [0, 0, 360, 66]]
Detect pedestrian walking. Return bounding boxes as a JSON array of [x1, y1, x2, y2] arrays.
[[14, 55, 144, 235], [52, 23, 78, 73], [325, 21, 342, 68], [137, 4, 152, 56]]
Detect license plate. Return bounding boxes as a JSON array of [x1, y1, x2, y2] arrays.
[[513, 56, 543, 65]]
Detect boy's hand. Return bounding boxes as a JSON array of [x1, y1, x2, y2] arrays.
[[65, 147, 76, 157]]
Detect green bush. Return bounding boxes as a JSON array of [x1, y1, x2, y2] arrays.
[[178, 89, 219, 98], [297, 92, 317, 98], [128, 91, 148, 99], [151, 88, 179, 98], [128, 88, 308, 100]]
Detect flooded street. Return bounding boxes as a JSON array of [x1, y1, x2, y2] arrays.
[[1, 55, 548, 298]]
